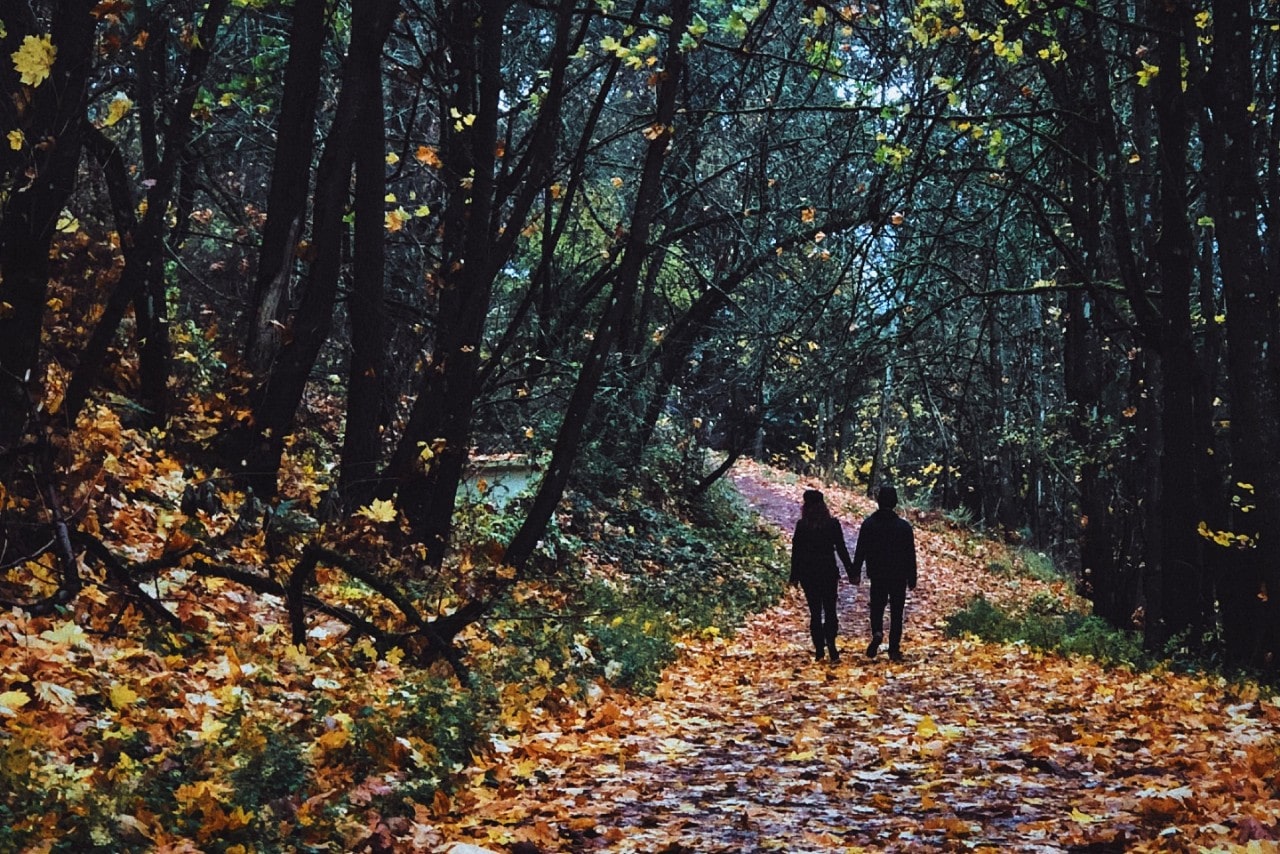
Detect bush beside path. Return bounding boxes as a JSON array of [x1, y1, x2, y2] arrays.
[[431, 462, 1280, 853]]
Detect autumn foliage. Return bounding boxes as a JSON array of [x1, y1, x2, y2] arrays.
[[2, 456, 1278, 851]]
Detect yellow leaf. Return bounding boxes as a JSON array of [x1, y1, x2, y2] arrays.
[[7, 130, 23, 151], [385, 151, 400, 165], [102, 93, 132, 127], [0, 690, 30, 716], [40, 620, 90, 648], [1070, 807, 1098, 823], [12, 34, 57, 87], [916, 715, 939, 739], [317, 727, 350, 750], [357, 498, 398, 523], [109, 683, 140, 710]]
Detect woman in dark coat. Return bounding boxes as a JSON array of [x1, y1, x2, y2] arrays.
[[790, 489, 855, 662]]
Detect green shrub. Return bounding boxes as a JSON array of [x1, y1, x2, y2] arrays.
[[943, 595, 1018, 642], [945, 595, 1149, 669], [589, 606, 678, 693], [1020, 550, 1061, 583]]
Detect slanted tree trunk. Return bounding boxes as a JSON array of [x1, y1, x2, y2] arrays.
[[245, 0, 328, 372], [504, 0, 692, 570], [383, 0, 581, 563]]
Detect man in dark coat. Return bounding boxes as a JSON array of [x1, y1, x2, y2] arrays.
[[849, 485, 917, 662]]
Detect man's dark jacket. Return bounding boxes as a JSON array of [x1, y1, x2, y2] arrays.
[[849, 509, 917, 587]]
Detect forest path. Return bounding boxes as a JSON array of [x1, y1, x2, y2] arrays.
[[433, 462, 1280, 853]]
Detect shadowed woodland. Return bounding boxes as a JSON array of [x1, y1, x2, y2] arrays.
[[1, 0, 1279, 850]]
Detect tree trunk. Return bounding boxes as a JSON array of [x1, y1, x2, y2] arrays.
[[1145, 0, 1206, 649], [383, 0, 580, 563], [1202, 0, 1279, 667], [245, 0, 328, 373], [239, 0, 399, 496], [0, 1, 97, 443], [504, 0, 692, 570], [63, 0, 230, 426], [340, 42, 391, 510]]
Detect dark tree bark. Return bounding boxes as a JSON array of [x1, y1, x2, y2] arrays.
[[1144, 0, 1207, 649], [63, 0, 231, 425], [1043, 14, 1124, 624], [503, 0, 693, 570], [0, 1, 98, 443], [239, 0, 400, 497], [245, 0, 328, 372], [340, 43, 391, 509], [1201, 0, 1279, 666], [382, 0, 581, 563]]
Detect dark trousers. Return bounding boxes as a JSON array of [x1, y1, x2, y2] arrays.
[[801, 580, 839, 653], [869, 581, 908, 652]]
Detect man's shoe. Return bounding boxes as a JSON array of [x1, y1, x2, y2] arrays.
[[888, 649, 903, 662], [814, 649, 825, 662], [865, 635, 882, 658], [828, 646, 840, 663]]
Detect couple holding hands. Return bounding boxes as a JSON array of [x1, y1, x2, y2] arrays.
[[789, 486, 918, 663]]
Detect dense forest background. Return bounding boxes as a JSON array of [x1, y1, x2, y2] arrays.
[[3, 0, 1280, 847], [3, 0, 1279, 681]]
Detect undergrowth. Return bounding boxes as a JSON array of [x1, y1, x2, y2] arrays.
[[945, 593, 1150, 668]]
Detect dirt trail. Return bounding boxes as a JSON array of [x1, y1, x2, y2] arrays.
[[433, 463, 1280, 853]]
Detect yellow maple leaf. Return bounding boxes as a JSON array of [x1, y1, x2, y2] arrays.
[[102, 93, 132, 127], [0, 690, 30, 716], [7, 130, 23, 151], [357, 498, 397, 523], [109, 683, 140, 710], [916, 714, 939, 739], [12, 34, 57, 87], [40, 620, 90, 648]]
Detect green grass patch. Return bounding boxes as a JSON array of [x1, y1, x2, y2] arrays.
[[944, 594, 1149, 668]]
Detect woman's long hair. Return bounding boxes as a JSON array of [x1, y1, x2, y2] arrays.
[[799, 489, 831, 529]]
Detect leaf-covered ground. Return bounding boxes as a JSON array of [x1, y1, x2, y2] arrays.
[[431, 462, 1280, 853]]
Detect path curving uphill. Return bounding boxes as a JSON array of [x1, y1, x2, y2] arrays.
[[432, 462, 1280, 853]]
